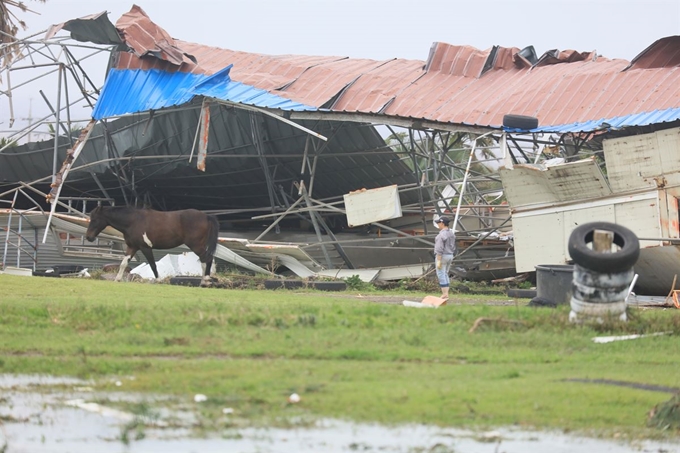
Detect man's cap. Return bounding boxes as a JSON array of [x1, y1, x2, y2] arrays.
[[436, 216, 450, 225]]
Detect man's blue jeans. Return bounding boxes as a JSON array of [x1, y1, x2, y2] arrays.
[[436, 254, 454, 287]]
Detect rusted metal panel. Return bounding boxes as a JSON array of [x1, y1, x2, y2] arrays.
[[656, 128, 680, 187], [604, 132, 666, 193], [499, 158, 611, 209], [600, 127, 680, 193], [627, 36, 680, 70], [103, 7, 680, 130], [663, 188, 680, 239], [332, 58, 424, 113], [425, 43, 493, 77], [281, 58, 391, 108], [115, 5, 194, 66]]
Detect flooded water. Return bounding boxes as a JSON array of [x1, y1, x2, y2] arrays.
[[1, 374, 678, 453]]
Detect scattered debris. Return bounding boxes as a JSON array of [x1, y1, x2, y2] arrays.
[[65, 399, 132, 422], [491, 273, 529, 284], [592, 332, 672, 344], [222, 407, 234, 415], [73, 386, 94, 392], [648, 394, 680, 430], [564, 378, 680, 393], [288, 393, 301, 404], [194, 394, 207, 403], [477, 430, 503, 442], [468, 317, 526, 333], [625, 294, 672, 307], [402, 301, 435, 309], [131, 253, 205, 280], [402, 295, 447, 309], [65, 399, 167, 428], [263, 280, 347, 291], [76, 268, 91, 278], [506, 288, 537, 299]]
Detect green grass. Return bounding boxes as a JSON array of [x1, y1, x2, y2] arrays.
[[1, 273, 679, 439]]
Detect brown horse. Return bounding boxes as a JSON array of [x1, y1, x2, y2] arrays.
[[85, 206, 219, 284]]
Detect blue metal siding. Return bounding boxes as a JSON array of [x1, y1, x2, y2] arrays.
[[502, 106, 680, 133], [92, 67, 316, 120]]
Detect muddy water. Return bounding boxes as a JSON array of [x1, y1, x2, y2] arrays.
[[1, 374, 678, 453]]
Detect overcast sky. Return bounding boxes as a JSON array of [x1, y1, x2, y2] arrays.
[[18, 0, 680, 61], [2, 0, 679, 134]]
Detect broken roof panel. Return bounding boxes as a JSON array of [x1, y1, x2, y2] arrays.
[[57, 7, 680, 132], [115, 4, 195, 66], [45, 11, 125, 46], [92, 64, 316, 120], [626, 35, 680, 70], [534, 106, 680, 133]]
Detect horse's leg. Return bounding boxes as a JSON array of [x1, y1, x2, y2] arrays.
[[195, 256, 212, 287], [189, 244, 213, 284], [204, 255, 213, 277], [193, 253, 212, 286], [116, 246, 137, 282], [140, 248, 159, 279]]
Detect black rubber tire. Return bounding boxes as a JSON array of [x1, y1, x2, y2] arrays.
[[263, 280, 346, 291], [264, 280, 304, 290], [311, 281, 347, 291], [567, 222, 640, 273], [528, 296, 558, 308], [169, 276, 202, 287], [503, 114, 539, 130], [507, 288, 537, 299]]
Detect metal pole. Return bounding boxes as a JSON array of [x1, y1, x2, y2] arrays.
[[17, 215, 22, 268], [2, 191, 18, 269], [43, 120, 96, 243], [253, 196, 305, 242], [51, 64, 63, 184], [299, 183, 333, 269], [453, 131, 495, 231]]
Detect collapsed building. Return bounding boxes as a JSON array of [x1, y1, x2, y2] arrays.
[[1, 5, 679, 293]]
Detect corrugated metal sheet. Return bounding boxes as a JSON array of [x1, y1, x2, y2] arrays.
[[45, 11, 124, 45], [534, 106, 680, 133], [1, 109, 425, 211], [92, 66, 316, 119], [603, 126, 680, 192], [115, 5, 195, 66], [60, 7, 680, 132], [499, 158, 612, 208]]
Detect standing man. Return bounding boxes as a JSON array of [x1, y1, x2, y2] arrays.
[[434, 216, 456, 300]]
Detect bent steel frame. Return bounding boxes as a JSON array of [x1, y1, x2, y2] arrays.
[[0, 28, 564, 279]]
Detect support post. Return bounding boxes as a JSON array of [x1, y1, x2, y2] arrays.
[[298, 182, 333, 269]]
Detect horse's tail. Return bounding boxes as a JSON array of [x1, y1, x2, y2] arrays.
[[206, 214, 219, 257]]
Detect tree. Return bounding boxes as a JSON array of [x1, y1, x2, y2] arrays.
[[0, 0, 47, 71]]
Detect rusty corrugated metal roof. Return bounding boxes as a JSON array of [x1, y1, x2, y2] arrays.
[[115, 5, 196, 66], [105, 6, 680, 130]]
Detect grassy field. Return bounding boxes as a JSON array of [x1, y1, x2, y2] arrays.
[[1, 273, 679, 440]]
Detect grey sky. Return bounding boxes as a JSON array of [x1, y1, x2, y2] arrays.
[[2, 0, 679, 135], [24, 0, 680, 60]]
